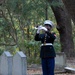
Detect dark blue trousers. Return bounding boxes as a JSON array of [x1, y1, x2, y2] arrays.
[[41, 58, 55, 75]]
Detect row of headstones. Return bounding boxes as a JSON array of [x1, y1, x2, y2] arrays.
[[0, 51, 27, 75], [0, 51, 66, 75]]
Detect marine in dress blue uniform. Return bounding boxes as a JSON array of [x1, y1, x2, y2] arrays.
[[34, 20, 56, 75]]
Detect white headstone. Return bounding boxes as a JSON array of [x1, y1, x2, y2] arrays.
[[0, 51, 13, 75], [55, 52, 66, 71], [12, 51, 27, 75]]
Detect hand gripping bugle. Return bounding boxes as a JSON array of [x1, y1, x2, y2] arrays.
[[34, 25, 47, 31]]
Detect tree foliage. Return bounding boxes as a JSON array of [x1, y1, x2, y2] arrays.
[[0, 0, 75, 63], [0, 0, 59, 63]]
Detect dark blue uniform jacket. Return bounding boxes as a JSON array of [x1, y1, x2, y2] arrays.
[[35, 31, 56, 58]]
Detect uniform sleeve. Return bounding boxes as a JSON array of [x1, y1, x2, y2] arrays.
[[46, 31, 56, 40], [34, 33, 41, 41]]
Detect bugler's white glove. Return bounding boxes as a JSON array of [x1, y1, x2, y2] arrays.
[[36, 25, 43, 33], [37, 26, 47, 33], [37, 29, 40, 33], [37, 26, 42, 33], [41, 27, 47, 31]]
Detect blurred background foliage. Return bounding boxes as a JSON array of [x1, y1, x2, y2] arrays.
[[0, 0, 75, 64]]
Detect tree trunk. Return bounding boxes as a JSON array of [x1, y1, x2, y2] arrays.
[[0, 0, 5, 5], [62, 0, 75, 25], [48, 0, 75, 57]]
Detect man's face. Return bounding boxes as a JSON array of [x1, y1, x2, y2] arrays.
[[44, 24, 52, 31]]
